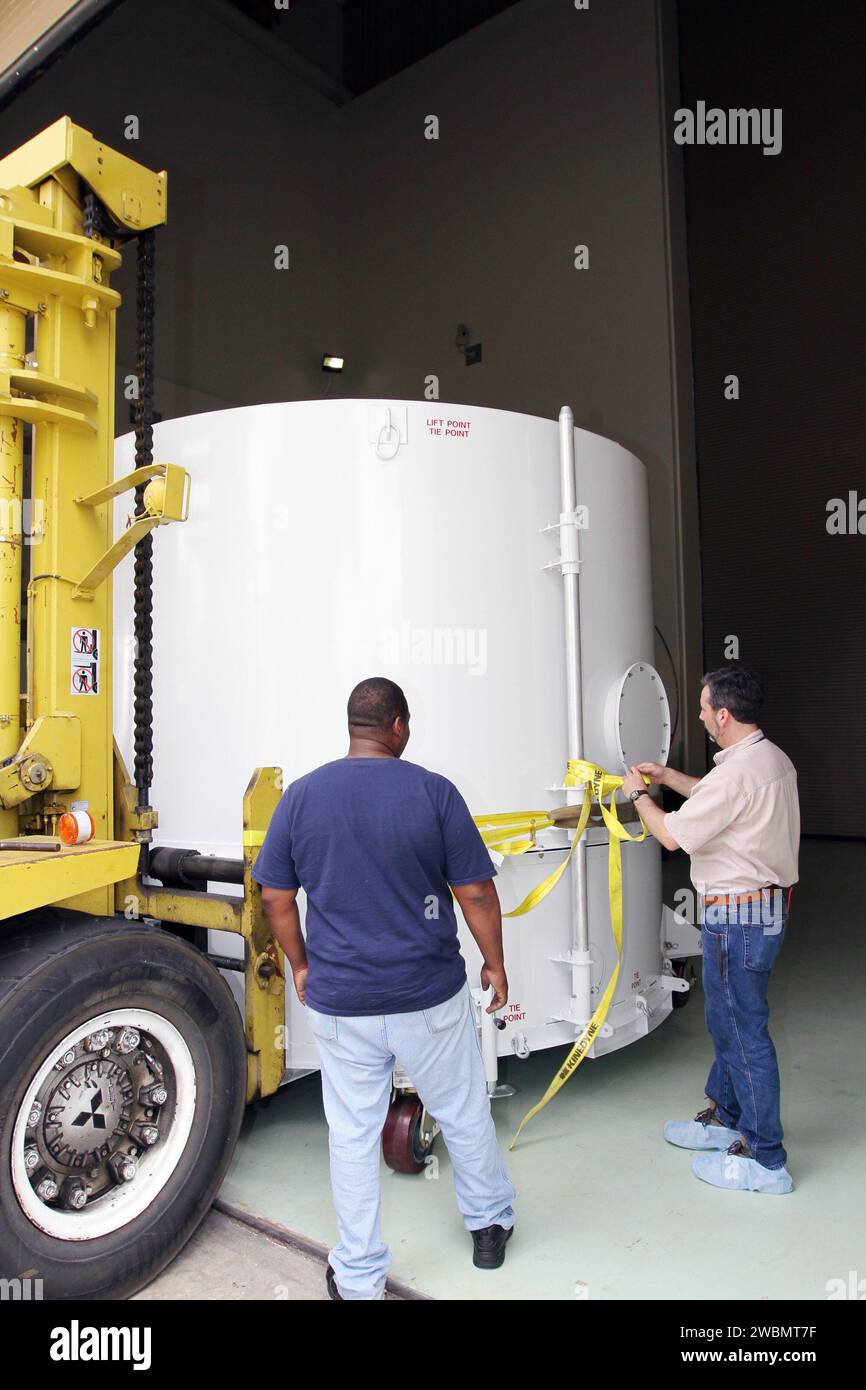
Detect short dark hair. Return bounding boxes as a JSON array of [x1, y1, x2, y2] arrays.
[[347, 677, 409, 731], [701, 666, 764, 724]]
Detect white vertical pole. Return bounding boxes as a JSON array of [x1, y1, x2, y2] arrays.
[[558, 407, 592, 1025], [472, 986, 500, 1095]]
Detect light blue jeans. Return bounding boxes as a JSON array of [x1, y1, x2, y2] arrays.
[[306, 980, 516, 1299]]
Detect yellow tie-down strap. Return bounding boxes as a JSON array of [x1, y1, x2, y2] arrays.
[[472, 759, 650, 1148]]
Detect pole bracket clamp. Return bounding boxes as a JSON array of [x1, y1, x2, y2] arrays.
[[541, 507, 587, 574]]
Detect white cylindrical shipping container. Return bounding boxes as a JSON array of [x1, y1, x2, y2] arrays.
[[114, 399, 679, 1086]]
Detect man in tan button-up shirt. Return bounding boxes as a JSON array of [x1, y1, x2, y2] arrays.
[[621, 666, 799, 1195]]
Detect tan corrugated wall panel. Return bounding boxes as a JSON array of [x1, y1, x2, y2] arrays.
[[0, 0, 81, 76]]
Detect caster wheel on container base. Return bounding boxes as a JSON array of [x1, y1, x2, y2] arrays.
[[671, 957, 698, 1008], [382, 1095, 436, 1174]]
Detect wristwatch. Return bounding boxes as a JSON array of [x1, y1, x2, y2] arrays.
[[628, 787, 649, 803]]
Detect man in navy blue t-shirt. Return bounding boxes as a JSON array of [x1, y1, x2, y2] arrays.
[[255, 676, 516, 1300]]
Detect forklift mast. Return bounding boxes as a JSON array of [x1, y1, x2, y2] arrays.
[[0, 116, 185, 917], [0, 117, 285, 1110], [0, 119, 287, 1298]]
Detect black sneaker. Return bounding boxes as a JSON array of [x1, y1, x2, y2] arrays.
[[471, 1224, 514, 1270], [326, 1263, 343, 1300]]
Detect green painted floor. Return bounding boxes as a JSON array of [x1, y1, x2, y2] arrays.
[[220, 840, 865, 1300]]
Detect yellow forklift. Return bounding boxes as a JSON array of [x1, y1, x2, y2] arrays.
[[0, 117, 286, 1300]]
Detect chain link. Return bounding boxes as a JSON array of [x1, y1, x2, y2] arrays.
[[132, 229, 156, 808]]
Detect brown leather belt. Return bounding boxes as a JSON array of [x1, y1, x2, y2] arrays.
[[701, 884, 786, 908]]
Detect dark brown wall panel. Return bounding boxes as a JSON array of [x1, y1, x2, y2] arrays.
[[678, 0, 865, 835]]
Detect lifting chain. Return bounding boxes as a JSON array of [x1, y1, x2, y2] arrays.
[[82, 190, 104, 241], [132, 229, 156, 814], [81, 192, 157, 837]]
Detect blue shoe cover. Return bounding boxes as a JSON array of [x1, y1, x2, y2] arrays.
[[663, 1117, 741, 1150], [691, 1150, 794, 1193]]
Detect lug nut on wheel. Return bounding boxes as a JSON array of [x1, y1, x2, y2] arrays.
[[132, 1123, 160, 1147], [109, 1153, 137, 1183], [64, 1180, 87, 1210], [35, 1171, 60, 1201], [140, 1083, 167, 1106]]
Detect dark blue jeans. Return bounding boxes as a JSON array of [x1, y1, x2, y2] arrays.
[[700, 889, 789, 1169]]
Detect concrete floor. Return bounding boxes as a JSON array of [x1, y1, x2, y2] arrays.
[[132, 1207, 414, 1300], [214, 839, 864, 1301], [133, 1208, 337, 1300]]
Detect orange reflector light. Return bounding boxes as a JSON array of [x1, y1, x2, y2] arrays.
[[59, 810, 95, 846]]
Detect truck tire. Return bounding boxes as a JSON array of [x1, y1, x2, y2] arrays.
[[0, 909, 247, 1300]]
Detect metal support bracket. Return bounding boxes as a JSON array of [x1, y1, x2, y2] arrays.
[[541, 508, 587, 573], [661, 903, 703, 960], [657, 974, 689, 995], [72, 462, 190, 596], [0, 116, 167, 233], [548, 1007, 614, 1039], [242, 767, 285, 1102], [112, 741, 159, 840], [0, 714, 81, 808]]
